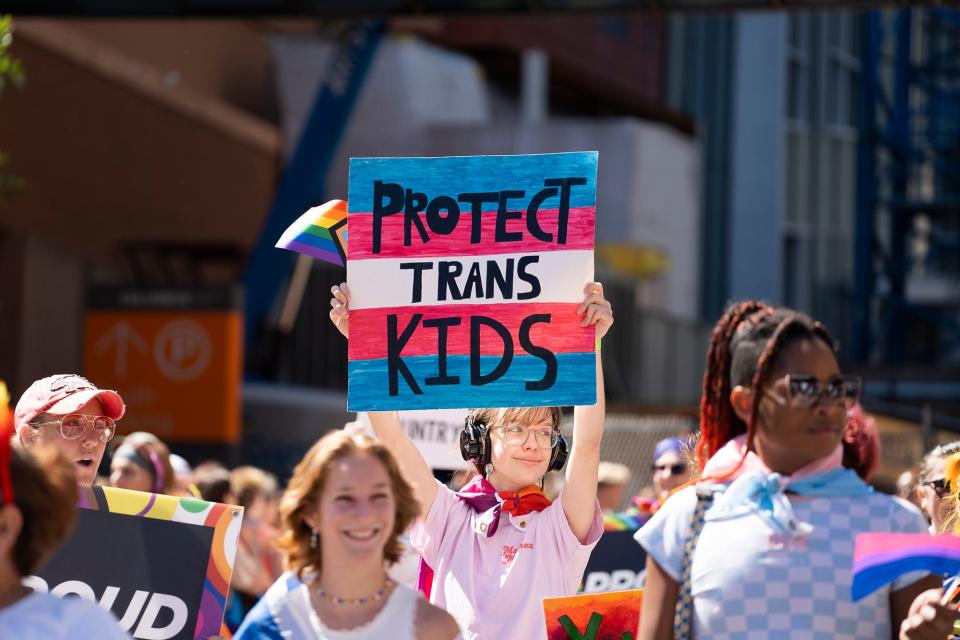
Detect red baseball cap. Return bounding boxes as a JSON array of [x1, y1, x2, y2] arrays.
[[14, 374, 125, 429]]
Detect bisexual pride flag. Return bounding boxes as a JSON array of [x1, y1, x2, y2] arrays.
[[851, 532, 960, 600], [346, 152, 598, 411]]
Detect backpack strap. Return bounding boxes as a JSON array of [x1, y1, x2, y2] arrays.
[[673, 486, 715, 639]]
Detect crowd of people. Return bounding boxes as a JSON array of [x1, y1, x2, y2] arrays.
[[2, 284, 960, 639]]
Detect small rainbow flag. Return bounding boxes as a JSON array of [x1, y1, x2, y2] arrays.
[[851, 532, 960, 600], [275, 199, 349, 266]]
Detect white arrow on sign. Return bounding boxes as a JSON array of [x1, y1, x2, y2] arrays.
[[94, 320, 148, 378]]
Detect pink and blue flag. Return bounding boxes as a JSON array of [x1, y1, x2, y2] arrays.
[[851, 532, 960, 600], [275, 199, 349, 266], [345, 152, 598, 411]]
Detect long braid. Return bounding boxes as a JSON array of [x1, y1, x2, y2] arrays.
[[746, 317, 805, 452], [695, 301, 770, 470]]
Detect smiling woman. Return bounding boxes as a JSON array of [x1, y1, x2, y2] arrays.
[[234, 430, 460, 640]]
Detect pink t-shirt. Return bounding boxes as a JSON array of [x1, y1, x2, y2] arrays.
[[410, 480, 603, 640]]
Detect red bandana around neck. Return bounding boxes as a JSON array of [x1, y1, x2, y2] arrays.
[[417, 475, 553, 599]]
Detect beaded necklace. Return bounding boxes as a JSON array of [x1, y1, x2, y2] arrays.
[[314, 577, 394, 606]]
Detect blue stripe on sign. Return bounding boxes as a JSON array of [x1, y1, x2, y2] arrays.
[[348, 152, 598, 212], [347, 352, 596, 411]]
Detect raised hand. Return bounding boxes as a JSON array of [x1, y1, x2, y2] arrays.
[[577, 282, 613, 340], [329, 282, 350, 338]]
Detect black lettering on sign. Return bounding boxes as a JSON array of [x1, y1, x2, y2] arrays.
[[485, 260, 514, 300], [519, 314, 557, 391], [372, 180, 404, 254], [494, 190, 525, 242], [424, 317, 462, 386], [470, 316, 513, 385], [517, 256, 542, 300], [399, 262, 434, 303], [404, 188, 430, 247], [438, 261, 464, 301], [387, 314, 423, 396], [457, 192, 499, 244], [542, 177, 588, 245], [425, 195, 460, 235], [526, 186, 559, 243]]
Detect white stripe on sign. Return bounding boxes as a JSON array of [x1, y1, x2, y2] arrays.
[[347, 250, 594, 310]]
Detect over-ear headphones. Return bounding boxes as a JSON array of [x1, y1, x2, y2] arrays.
[[459, 412, 568, 473]]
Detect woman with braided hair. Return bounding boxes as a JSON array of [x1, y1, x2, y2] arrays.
[[635, 302, 951, 640]]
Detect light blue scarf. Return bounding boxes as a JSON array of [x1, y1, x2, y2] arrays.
[[705, 467, 873, 536]]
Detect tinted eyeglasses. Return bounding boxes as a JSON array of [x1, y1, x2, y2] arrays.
[[31, 414, 117, 442], [766, 374, 861, 410], [924, 479, 952, 499], [652, 462, 688, 476]]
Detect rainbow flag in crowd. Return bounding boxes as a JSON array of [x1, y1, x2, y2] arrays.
[[275, 199, 349, 266], [851, 532, 960, 600]]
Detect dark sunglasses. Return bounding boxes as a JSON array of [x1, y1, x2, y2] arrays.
[[767, 374, 862, 410], [652, 462, 687, 476], [924, 479, 952, 499]]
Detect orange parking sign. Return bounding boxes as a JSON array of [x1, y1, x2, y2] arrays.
[[84, 291, 242, 443]]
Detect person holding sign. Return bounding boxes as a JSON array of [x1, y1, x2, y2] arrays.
[[329, 280, 612, 640], [635, 302, 945, 639], [234, 430, 460, 640], [0, 438, 128, 636], [14, 374, 125, 486]]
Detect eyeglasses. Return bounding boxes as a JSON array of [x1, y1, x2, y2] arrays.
[[924, 479, 952, 499], [31, 414, 117, 442], [765, 374, 861, 410], [652, 462, 688, 476], [491, 424, 558, 449]]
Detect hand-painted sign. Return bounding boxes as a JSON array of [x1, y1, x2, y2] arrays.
[[29, 485, 242, 640], [346, 152, 598, 411], [543, 589, 643, 640]]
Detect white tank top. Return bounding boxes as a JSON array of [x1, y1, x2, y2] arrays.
[[301, 582, 419, 640]]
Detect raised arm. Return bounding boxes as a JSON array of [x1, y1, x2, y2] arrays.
[[561, 282, 613, 542], [330, 283, 439, 515]]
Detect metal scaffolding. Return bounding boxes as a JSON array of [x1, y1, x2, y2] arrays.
[[854, 8, 960, 369]]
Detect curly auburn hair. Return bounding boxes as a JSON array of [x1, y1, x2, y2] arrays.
[[275, 430, 419, 581], [10, 445, 79, 576], [696, 301, 842, 480]]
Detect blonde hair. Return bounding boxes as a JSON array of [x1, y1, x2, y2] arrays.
[[275, 430, 419, 581], [466, 406, 562, 477]]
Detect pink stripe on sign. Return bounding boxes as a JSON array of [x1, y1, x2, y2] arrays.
[[347, 302, 595, 360], [348, 207, 595, 259]]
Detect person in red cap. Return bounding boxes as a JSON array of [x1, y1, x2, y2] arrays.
[[13, 374, 125, 486], [0, 383, 129, 638]]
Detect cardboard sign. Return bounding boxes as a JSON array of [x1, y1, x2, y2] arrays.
[[543, 589, 643, 640], [582, 530, 648, 593], [357, 409, 469, 470], [29, 485, 242, 640], [346, 152, 598, 411]]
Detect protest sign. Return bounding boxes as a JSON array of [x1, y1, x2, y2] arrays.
[[543, 589, 642, 640], [29, 485, 242, 640], [581, 530, 648, 593], [346, 152, 598, 411], [356, 409, 469, 470]]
